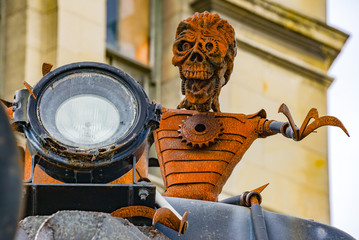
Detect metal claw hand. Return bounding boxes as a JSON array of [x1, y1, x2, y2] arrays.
[[111, 206, 188, 235], [278, 103, 349, 141], [153, 208, 188, 235], [111, 191, 188, 235]]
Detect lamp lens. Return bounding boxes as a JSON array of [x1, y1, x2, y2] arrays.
[[38, 72, 138, 149], [55, 94, 120, 146]]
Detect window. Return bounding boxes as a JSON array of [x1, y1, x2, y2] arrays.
[[106, 0, 150, 65]]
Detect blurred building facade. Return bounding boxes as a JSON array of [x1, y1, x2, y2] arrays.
[[0, 0, 348, 223]]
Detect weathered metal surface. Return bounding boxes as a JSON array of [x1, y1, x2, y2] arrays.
[[42, 62, 53, 76], [278, 103, 349, 140], [159, 11, 350, 203], [22, 183, 155, 218], [111, 206, 188, 235], [178, 113, 223, 148], [173, 11, 237, 112], [251, 204, 269, 240], [111, 205, 183, 233], [17, 211, 168, 240], [0, 104, 22, 240], [154, 191, 188, 234], [155, 197, 355, 240], [112, 206, 157, 219], [23, 81, 36, 100], [154, 108, 272, 201], [153, 208, 187, 235], [220, 183, 269, 206]]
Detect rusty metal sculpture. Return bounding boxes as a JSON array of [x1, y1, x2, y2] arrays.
[[173, 12, 237, 112], [153, 11, 349, 202]]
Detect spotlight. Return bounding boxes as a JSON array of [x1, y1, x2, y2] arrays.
[[13, 62, 161, 183]]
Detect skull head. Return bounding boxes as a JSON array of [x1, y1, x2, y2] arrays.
[[173, 11, 237, 112]]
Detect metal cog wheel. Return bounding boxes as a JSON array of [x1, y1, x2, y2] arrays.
[[178, 113, 224, 148]]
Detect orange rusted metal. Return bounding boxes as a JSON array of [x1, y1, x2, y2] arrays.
[[24, 147, 62, 183], [154, 11, 349, 202], [23, 81, 36, 100], [110, 145, 149, 184], [153, 208, 188, 235], [42, 62, 53, 76], [23, 145, 148, 184], [244, 183, 269, 207], [111, 206, 188, 235], [154, 107, 274, 201], [23, 132, 148, 184], [173, 11, 237, 112], [178, 113, 223, 148], [6, 107, 14, 120], [278, 103, 349, 140]]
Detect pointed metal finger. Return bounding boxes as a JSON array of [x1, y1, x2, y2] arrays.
[[278, 104, 299, 140], [251, 183, 269, 194], [42, 62, 53, 76], [301, 116, 350, 139], [23, 81, 36, 100], [298, 108, 319, 138]]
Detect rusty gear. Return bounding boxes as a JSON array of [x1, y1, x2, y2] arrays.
[[178, 113, 223, 148]]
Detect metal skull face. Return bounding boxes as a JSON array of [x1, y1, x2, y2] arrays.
[[173, 12, 237, 112]]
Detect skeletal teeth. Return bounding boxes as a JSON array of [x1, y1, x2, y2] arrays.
[[194, 72, 199, 79]]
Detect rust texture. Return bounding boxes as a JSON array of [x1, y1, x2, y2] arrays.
[[240, 183, 269, 207], [23, 81, 36, 100], [153, 11, 349, 202], [278, 103, 349, 140], [178, 113, 223, 148], [154, 107, 272, 201], [23, 145, 148, 184], [111, 206, 187, 235], [6, 107, 14, 120], [173, 11, 237, 112], [42, 62, 53, 76]]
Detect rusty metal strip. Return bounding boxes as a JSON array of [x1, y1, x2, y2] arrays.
[[162, 150, 234, 162], [278, 104, 299, 139], [158, 138, 240, 154], [164, 161, 228, 175], [167, 172, 220, 187], [42, 62, 53, 76], [153, 208, 188, 235], [111, 206, 156, 219], [23, 81, 36, 100], [111, 206, 178, 233]]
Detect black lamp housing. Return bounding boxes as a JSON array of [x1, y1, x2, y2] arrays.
[[13, 62, 161, 183]]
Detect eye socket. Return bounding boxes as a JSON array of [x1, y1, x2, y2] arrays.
[[177, 41, 191, 51], [205, 42, 214, 52]]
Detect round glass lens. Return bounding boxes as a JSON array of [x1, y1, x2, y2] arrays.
[[38, 72, 138, 149], [55, 94, 120, 146]]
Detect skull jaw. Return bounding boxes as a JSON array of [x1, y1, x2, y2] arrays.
[[187, 77, 216, 104], [177, 77, 220, 112]]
